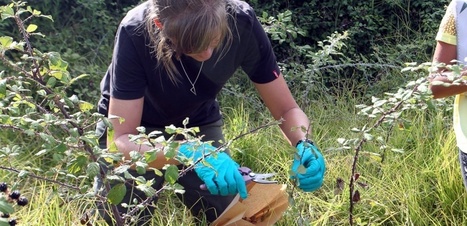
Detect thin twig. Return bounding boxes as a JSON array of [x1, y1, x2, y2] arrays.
[[348, 82, 420, 225], [0, 165, 81, 191]]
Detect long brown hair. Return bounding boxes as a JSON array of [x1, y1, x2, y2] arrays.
[[146, 0, 236, 84]]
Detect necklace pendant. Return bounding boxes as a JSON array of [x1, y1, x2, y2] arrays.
[[190, 87, 197, 95], [180, 60, 203, 96]]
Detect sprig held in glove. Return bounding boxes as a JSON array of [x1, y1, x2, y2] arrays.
[[291, 139, 326, 192]]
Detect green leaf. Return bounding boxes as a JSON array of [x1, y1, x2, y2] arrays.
[[69, 94, 79, 103], [68, 73, 89, 85], [114, 165, 130, 175], [108, 141, 118, 153], [67, 155, 88, 174], [46, 76, 57, 88], [49, 71, 64, 80], [18, 170, 29, 178], [391, 148, 405, 153], [79, 101, 94, 112], [35, 149, 48, 156], [144, 149, 157, 163], [36, 89, 47, 97], [135, 182, 157, 197], [135, 161, 147, 175], [363, 133, 374, 141], [165, 125, 177, 134], [32, 9, 41, 16], [54, 143, 67, 153], [107, 183, 126, 205], [40, 14, 53, 21], [0, 198, 13, 214], [1, 6, 14, 20], [47, 52, 68, 71], [0, 36, 13, 50], [63, 96, 74, 108], [86, 162, 100, 178], [297, 165, 307, 174], [129, 151, 142, 161], [337, 138, 346, 144], [164, 142, 178, 159], [373, 99, 387, 108], [0, 79, 6, 99], [134, 176, 147, 184], [149, 167, 163, 177], [164, 165, 179, 184], [0, 218, 9, 226], [173, 183, 185, 194], [107, 129, 119, 153], [26, 24, 38, 32], [106, 175, 125, 183], [80, 135, 98, 146], [69, 128, 80, 138]]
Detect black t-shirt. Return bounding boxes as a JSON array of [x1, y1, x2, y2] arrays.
[[97, 0, 281, 128]]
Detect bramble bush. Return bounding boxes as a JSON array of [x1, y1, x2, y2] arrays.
[[0, 0, 142, 104], [249, 0, 448, 99], [0, 2, 219, 225], [1, 0, 448, 103]]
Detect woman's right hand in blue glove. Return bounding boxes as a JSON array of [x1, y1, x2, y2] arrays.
[[291, 139, 326, 192], [177, 142, 248, 199]]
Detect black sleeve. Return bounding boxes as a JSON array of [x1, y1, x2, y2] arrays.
[[109, 25, 148, 100], [240, 9, 281, 84]]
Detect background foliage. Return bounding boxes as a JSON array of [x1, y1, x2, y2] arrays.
[[1, 0, 450, 101], [1, 0, 466, 225]]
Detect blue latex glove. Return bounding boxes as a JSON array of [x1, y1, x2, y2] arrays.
[[178, 142, 248, 199], [291, 140, 326, 192]]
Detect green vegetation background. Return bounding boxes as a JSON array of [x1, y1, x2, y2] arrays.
[[1, 0, 466, 225]]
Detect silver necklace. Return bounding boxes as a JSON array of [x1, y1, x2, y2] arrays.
[[180, 60, 204, 95]]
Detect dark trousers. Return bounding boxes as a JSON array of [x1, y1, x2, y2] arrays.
[[94, 119, 235, 225], [459, 149, 467, 191]]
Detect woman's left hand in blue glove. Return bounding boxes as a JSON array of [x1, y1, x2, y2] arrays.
[[290, 139, 326, 192]]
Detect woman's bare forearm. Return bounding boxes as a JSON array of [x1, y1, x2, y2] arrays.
[[429, 71, 467, 98]]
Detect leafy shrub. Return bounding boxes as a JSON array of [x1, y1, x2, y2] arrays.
[[0, 0, 143, 103], [248, 0, 449, 97]]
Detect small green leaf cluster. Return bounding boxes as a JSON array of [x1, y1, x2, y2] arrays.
[[103, 120, 203, 208]]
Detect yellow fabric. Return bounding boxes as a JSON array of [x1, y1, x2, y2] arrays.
[[436, 0, 458, 45], [454, 95, 467, 151], [452, 0, 467, 153]]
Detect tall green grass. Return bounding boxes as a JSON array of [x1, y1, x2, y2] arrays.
[[2, 86, 467, 225]]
